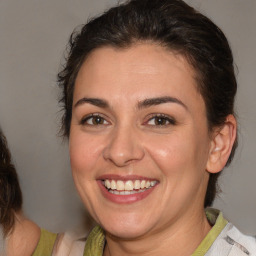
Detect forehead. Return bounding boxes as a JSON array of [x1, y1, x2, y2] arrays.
[[74, 43, 204, 112], [78, 43, 196, 76]]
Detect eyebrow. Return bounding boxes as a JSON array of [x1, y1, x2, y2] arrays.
[[74, 98, 109, 108], [138, 96, 188, 110], [74, 96, 187, 110]]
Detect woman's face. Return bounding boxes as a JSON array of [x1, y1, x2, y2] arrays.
[[69, 44, 213, 239]]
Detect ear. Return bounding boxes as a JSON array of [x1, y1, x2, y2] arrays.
[[206, 115, 237, 174]]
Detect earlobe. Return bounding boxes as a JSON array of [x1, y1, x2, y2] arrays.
[[206, 115, 237, 174]]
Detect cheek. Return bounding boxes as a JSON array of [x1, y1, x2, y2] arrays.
[[145, 131, 209, 177], [145, 133, 210, 209], [69, 130, 103, 177], [146, 134, 187, 163]]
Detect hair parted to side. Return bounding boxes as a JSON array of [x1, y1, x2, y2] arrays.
[[0, 129, 22, 237], [58, 0, 237, 207]]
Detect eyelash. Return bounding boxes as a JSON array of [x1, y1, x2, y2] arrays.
[[80, 114, 109, 126], [145, 114, 176, 127], [79, 113, 176, 127]]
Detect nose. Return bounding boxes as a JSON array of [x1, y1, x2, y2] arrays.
[[103, 125, 145, 167]]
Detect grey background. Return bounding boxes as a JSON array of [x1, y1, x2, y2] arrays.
[[0, 0, 255, 234]]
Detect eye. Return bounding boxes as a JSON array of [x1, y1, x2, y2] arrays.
[[80, 114, 109, 126], [146, 114, 176, 126]]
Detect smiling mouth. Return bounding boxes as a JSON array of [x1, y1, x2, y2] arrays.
[[102, 179, 158, 195]]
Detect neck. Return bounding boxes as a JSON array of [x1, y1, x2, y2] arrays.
[[6, 213, 40, 256], [104, 208, 211, 256]]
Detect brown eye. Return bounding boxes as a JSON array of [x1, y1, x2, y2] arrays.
[[91, 116, 104, 125], [81, 115, 108, 126], [147, 115, 176, 126], [154, 117, 168, 125]]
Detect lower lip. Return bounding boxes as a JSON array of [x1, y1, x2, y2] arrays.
[[98, 181, 158, 204]]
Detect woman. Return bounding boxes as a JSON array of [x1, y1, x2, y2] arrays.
[[0, 130, 88, 254], [55, 0, 255, 255], [0, 129, 58, 256], [0, 128, 41, 256]]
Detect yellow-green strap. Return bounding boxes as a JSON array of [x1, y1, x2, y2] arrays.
[[84, 226, 105, 256], [192, 209, 228, 255], [32, 229, 57, 256]]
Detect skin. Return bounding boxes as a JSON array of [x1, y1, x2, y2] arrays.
[[6, 212, 40, 256], [69, 43, 236, 256]]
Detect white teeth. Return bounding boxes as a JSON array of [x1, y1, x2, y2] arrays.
[[116, 180, 124, 190], [105, 180, 111, 189], [109, 188, 147, 195], [124, 180, 133, 191], [150, 181, 157, 187], [110, 180, 116, 190], [134, 180, 141, 189], [103, 179, 157, 193]]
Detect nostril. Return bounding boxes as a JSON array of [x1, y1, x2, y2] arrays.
[[104, 122, 145, 161], [103, 149, 145, 167], [102, 134, 145, 166]]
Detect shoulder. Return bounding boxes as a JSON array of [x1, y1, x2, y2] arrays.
[[206, 222, 256, 256], [7, 217, 41, 256], [225, 224, 256, 255]]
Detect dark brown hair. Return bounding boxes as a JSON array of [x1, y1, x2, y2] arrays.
[[0, 129, 22, 236], [58, 0, 237, 207]]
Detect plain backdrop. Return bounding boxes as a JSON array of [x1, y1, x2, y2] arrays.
[[0, 0, 255, 234]]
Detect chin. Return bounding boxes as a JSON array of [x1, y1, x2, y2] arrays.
[[105, 225, 150, 240], [98, 213, 155, 239]]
